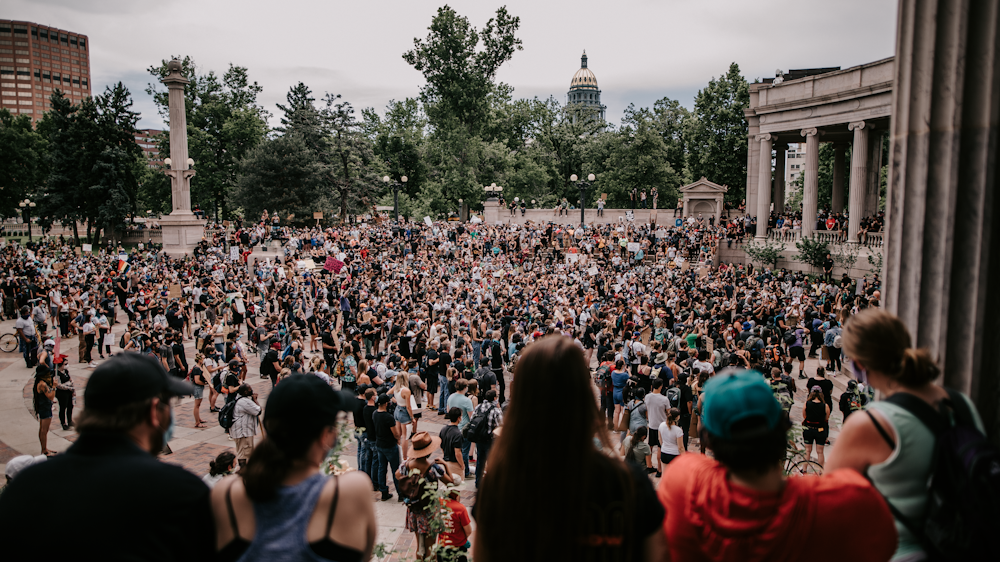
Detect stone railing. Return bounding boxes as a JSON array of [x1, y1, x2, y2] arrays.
[[864, 231, 884, 247], [119, 230, 162, 244]]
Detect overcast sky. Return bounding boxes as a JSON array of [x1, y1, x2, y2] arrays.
[[8, 0, 897, 130]]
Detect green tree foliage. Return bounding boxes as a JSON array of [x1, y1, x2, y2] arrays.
[[323, 94, 385, 220], [686, 63, 749, 205], [794, 236, 830, 273], [597, 104, 680, 208], [146, 57, 269, 221], [743, 239, 786, 269], [36, 85, 144, 245], [0, 109, 47, 218], [233, 133, 327, 222]]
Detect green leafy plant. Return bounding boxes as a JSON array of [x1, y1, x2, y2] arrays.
[[832, 243, 861, 276], [793, 236, 829, 273], [867, 250, 883, 273], [743, 239, 786, 269]]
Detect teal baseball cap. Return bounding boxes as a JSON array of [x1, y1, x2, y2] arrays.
[[701, 370, 782, 439]]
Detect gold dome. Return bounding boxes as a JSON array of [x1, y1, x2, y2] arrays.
[[570, 50, 598, 89]]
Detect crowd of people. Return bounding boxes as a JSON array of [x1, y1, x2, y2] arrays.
[[0, 211, 990, 562]]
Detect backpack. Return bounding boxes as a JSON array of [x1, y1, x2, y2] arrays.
[[870, 391, 1000, 561], [250, 326, 261, 345], [218, 396, 240, 429], [395, 462, 435, 512], [769, 378, 793, 411], [666, 386, 681, 408], [463, 403, 495, 444], [783, 330, 797, 346], [212, 370, 223, 393], [833, 334, 843, 349], [119, 333, 126, 349], [595, 364, 613, 396]]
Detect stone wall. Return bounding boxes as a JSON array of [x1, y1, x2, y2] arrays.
[[482, 200, 691, 226], [718, 239, 881, 279]]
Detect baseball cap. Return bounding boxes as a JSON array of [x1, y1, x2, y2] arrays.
[[701, 370, 782, 440], [4, 454, 46, 480], [376, 394, 392, 406], [43, 339, 55, 348], [264, 374, 354, 429], [84, 353, 194, 413]]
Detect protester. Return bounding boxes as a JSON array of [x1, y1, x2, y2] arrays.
[[203, 450, 237, 488], [231, 384, 261, 468], [826, 309, 988, 561], [0, 353, 212, 561], [657, 369, 898, 562], [396, 431, 455, 560], [209, 374, 375, 561], [474, 336, 665, 562]]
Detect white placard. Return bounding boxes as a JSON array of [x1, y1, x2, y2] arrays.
[[424, 216, 433, 227], [103, 333, 115, 346], [82, 244, 92, 253], [230, 247, 239, 261], [627, 242, 640, 252], [588, 267, 599, 275]]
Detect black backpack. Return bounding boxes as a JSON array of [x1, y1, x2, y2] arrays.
[[218, 396, 241, 430], [595, 365, 613, 396], [782, 330, 796, 346], [463, 403, 495, 444], [870, 391, 1000, 561]]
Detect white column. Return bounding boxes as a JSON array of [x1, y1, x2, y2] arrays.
[[847, 121, 868, 243], [774, 142, 787, 215], [831, 143, 847, 213], [755, 133, 773, 239], [800, 128, 820, 237]]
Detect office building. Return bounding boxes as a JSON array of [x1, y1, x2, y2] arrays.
[[0, 19, 91, 120]]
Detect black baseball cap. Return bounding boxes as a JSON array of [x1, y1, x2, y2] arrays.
[[264, 374, 354, 428], [84, 353, 194, 413]]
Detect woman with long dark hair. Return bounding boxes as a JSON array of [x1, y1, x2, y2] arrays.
[[802, 386, 830, 466], [474, 336, 665, 562], [210, 374, 375, 561]]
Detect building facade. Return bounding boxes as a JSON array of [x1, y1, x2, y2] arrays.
[[135, 128, 163, 168], [567, 51, 606, 122], [0, 20, 91, 121]]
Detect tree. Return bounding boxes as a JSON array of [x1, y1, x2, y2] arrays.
[[89, 82, 144, 245], [597, 104, 680, 208], [403, 5, 522, 135], [362, 98, 427, 199], [323, 94, 385, 221], [233, 133, 327, 222], [146, 57, 269, 220], [793, 237, 830, 274], [743, 239, 786, 270], [687, 63, 749, 205], [0, 109, 47, 219]]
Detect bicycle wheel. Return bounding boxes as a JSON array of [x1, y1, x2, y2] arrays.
[[789, 459, 824, 476], [0, 333, 18, 353]]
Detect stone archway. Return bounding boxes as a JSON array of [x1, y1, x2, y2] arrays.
[[678, 177, 728, 223]]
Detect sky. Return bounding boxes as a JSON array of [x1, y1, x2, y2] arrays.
[[7, 0, 898, 130]]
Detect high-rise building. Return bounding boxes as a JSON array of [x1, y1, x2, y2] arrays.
[[567, 50, 606, 122], [0, 19, 91, 121], [135, 128, 163, 168]]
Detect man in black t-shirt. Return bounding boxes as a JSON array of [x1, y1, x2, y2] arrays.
[[372, 394, 401, 501], [260, 343, 281, 387]]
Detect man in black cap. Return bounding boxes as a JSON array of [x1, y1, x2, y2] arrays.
[[0, 352, 212, 561]]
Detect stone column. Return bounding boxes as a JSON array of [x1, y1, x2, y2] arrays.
[[865, 130, 884, 217], [800, 128, 820, 237], [158, 58, 205, 257], [847, 121, 868, 243], [885, 0, 1000, 440], [831, 143, 847, 213], [774, 142, 787, 215], [755, 134, 773, 239], [746, 113, 760, 217]]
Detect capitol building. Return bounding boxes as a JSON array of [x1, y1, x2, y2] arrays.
[[567, 50, 606, 122]]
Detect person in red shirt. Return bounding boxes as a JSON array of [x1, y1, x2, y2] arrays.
[[657, 370, 898, 562], [437, 489, 472, 560]]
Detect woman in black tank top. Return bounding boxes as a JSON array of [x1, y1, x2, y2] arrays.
[[801, 386, 831, 466]]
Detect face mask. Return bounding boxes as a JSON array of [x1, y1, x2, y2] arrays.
[[162, 407, 176, 444]]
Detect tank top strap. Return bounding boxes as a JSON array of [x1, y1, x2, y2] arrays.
[[239, 473, 330, 562]]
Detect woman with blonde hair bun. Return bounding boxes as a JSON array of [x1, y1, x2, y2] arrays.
[[826, 308, 986, 562]]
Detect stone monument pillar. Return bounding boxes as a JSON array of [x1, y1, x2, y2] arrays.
[[158, 59, 205, 257], [755, 133, 772, 239], [800, 128, 820, 237], [885, 0, 1000, 439]]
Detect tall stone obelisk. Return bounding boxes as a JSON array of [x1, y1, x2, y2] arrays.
[[158, 59, 204, 257]]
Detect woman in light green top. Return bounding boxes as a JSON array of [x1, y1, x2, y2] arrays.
[[826, 309, 984, 562]]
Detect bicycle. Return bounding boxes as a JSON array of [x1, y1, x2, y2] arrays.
[[784, 441, 824, 476], [0, 332, 20, 353]]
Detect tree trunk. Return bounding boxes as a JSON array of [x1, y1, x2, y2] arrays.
[[72, 221, 80, 247]]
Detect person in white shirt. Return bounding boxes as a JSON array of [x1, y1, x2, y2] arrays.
[[230, 385, 262, 468], [657, 408, 687, 466]]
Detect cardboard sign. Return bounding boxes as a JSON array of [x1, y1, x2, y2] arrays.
[[313, 212, 324, 219], [565, 253, 579, 264], [588, 267, 599, 275], [82, 244, 92, 253], [223, 220, 231, 228], [601, 193, 608, 201], [168, 284, 182, 299]]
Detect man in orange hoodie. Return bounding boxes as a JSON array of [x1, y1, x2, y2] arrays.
[[657, 370, 897, 562]]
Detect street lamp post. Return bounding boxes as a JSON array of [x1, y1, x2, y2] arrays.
[[484, 182, 503, 199], [570, 174, 596, 226], [19, 199, 36, 242], [458, 198, 464, 222], [382, 175, 408, 227]]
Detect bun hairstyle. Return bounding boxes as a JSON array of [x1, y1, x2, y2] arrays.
[[209, 451, 236, 476], [843, 309, 940, 387]]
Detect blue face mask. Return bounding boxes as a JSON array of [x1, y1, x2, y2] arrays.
[[162, 407, 176, 443]]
